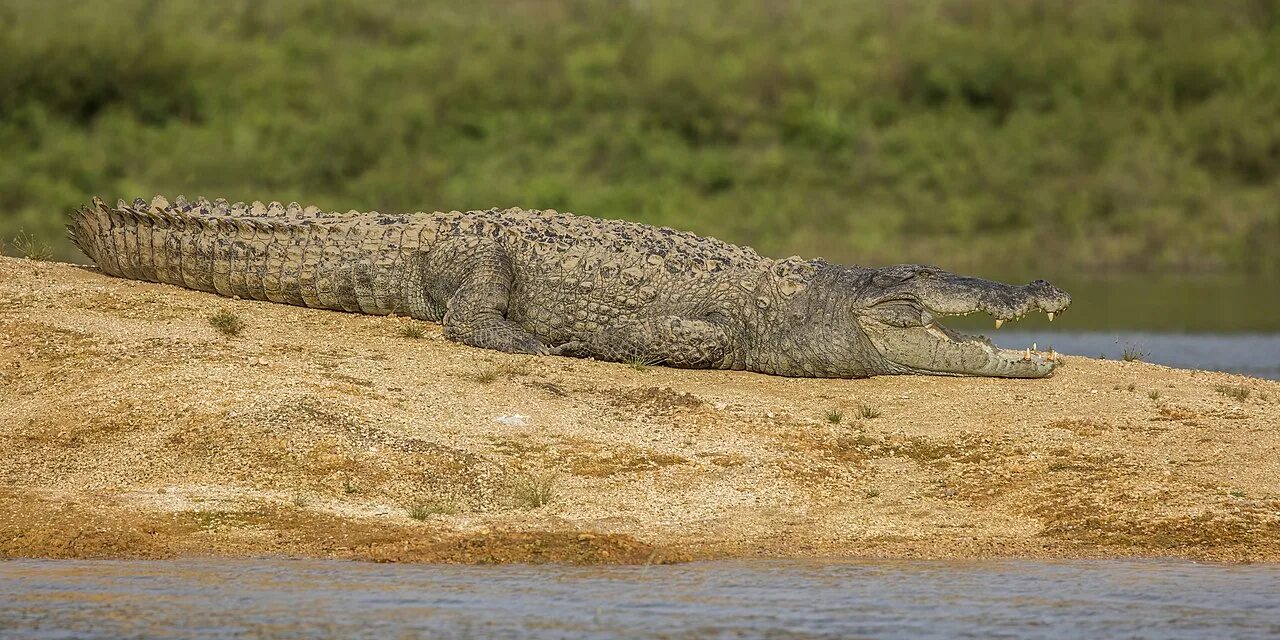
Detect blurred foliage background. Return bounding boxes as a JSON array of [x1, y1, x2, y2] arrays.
[[1, 0, 1278, 276]]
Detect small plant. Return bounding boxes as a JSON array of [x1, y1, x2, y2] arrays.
[[1148, 390, 1161, 400], [208, 309, 245, 336], [1229, 490, 1246, 498], [825, 409, 844, 424], [1121, 345, 1148, 362], [407, 501, 457, 521], [342, 478, 359, 495], [1215, 384, 1251, 401], [9, 230, 53, 261], [398, 323, 426, 338], [858, 404, 881, 419], [511, 471, 557, 509], [863, 489, 880, 498], [1126, 383, 1137, 392], [471, 369, 499, 384], [291, 493, 308, 508], [625, 354, 663, 372]]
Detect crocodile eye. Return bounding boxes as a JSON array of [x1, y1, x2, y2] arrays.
[[916, 270, 934, 278]]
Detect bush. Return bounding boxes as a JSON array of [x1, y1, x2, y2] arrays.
[[1, 0, 1277, 276]]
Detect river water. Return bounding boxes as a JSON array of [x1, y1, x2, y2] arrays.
[[990, 330, 1280, 380], [2, 558, 1279, 639]]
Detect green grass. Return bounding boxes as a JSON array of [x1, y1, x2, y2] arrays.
[[1147, 389, 1161, 400], [825, 409, 844, 424], [858, 404, 881, 420], [207, 309, 245, 336], [2, 0, 1279, 278]]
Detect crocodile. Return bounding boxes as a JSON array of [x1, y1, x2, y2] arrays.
[[68, 196, 1071, 378]]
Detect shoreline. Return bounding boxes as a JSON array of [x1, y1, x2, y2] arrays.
[[2, 256, 1278, 564]]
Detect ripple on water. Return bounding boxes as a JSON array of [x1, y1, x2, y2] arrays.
[[2, 558, 1280, 639]]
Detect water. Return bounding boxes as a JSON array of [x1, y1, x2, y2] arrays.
[[992, 330, 1280, 380], [2, 558, 1278, 639]]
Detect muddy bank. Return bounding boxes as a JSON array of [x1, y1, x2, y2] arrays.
[[2, 256, 1278, 563]]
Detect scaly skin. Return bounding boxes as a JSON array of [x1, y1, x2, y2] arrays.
[[67, 196, 1071, 378]]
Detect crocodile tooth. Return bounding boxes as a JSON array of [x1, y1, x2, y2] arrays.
[[994, 319, 1004, 329], [925, 322, 950, 341], [1048, 312, 1055, 322]]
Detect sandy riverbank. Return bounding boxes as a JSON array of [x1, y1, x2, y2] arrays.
[[2, 256, 1278, 563]]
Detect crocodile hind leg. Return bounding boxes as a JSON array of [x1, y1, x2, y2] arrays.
[[441, 248, 550, 355], [550, 316, 729, 368]]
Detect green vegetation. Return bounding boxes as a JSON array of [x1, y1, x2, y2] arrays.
[[1147, 389, 1162, 400], [1, 0, 1278, 276], [207, 309, 245, 336], [825, 409, 844, 424], [858, 404, 882, 420]]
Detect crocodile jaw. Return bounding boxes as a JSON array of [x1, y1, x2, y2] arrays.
[[861, 320, 1058, 378]]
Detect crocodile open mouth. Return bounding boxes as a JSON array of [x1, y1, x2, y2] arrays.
[[859, 275, 1072, 378]]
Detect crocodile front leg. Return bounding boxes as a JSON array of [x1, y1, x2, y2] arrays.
[[550, 316, 730, 368], [442, 247, 549, 355]]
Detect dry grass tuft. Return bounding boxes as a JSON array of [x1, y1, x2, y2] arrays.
[[511, 471, 557, 509], [1121, 345, 1149, 362], [1214, 384, 1251, 401], [8, 231, 53, 261], [408, 501, 458, 521], [208, 309, 245, 336], [398, 323, 426, 338]]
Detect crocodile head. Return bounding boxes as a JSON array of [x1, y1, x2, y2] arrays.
[[851, 264, 1071, 378]]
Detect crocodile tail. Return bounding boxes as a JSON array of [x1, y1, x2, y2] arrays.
[[67, 196, 128, 278], [68, 195, 266, 293], [67, 195, 434, 317]]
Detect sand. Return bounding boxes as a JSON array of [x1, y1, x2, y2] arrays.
[[2, 255, 1278, 564]]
